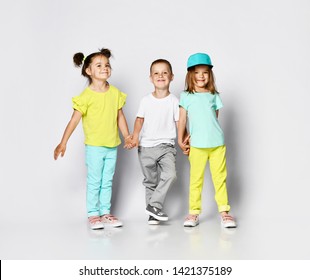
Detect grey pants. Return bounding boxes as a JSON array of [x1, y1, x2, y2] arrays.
[[138, 144, 177, 209]]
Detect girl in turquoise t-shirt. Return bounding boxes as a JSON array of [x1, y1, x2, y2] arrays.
[[178, 53, 237, 228], [54, 48, 132, 230]]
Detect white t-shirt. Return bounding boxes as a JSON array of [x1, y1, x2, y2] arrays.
[[136, 93, 179, 147]]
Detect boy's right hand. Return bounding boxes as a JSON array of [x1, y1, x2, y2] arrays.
[[54, 143, 66, 160], [131, 136, 139, 148], [179, 134, 190, 155]]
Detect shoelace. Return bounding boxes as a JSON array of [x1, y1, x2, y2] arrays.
[[185, 215, 198, 221], [222, 214, 234, 221], [89, 216, 101, 224], [102, 214, 118, 221]]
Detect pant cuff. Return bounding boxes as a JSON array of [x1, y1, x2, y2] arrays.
[[189, 210, 201, 215], [218, 205, 231, 213]]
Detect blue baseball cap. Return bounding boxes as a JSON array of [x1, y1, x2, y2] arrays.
[[187, 53, 213, 69]]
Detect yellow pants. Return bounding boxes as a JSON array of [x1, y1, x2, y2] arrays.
[[188, 145, 230, 214]]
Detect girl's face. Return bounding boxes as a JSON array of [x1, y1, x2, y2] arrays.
[[193, 65, 209, 92], [86, 55, 111, 82], [149, 62, 174, 90]]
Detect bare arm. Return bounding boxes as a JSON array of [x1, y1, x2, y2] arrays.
[[178, 107, 190, 155], [117, 108, 132, 148], [132, 117, 144, 147], [54, 110, 82, 160]]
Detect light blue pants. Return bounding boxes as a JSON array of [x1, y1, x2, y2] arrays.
[[85, 145, 117, 217]]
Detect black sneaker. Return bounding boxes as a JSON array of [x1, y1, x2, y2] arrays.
[[148, 216, 160, 225], [146, 204, 168, 221]]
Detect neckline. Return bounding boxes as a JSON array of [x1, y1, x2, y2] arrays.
[[151, 92, 171, 100], [87, 85, 110, 94]]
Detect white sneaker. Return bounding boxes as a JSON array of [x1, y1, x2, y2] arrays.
[[100, 214, 123, 227], [184, 214, 199, 227], [221, 214, 237, 228], [88, 216, 104, 230]]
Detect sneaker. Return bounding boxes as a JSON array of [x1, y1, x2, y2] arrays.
[[148, 215, 160, 225], [100, 214, 123, 228], [183, 214, 199, 227], [221, 213, 237, 228], [146, 204, 168, 221], [88, 216, 104, 230]]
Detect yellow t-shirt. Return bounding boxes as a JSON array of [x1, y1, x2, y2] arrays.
[[72, 85, 126, 147]]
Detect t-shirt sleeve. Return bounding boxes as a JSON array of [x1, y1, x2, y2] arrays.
[[179, 92, 188, 110], [214, 93, 223, 110], [72, 95, 87, 115], [118, 91, 127, 109], [136, 98, 145, 118]]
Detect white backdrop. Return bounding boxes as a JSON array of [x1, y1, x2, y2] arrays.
[[1, 0, 310, 226]]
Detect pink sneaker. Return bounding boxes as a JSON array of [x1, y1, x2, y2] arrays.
[[88, 216, 104, 230], [100, 214, 123, 227], [184, 214, 199, 227], [221, 213, 237, 228]]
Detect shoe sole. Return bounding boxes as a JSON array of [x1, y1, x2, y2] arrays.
[[184, 222, 199, 227], [102, 222, 123, 228], [148, 220, 160, 225], [221, 222, 237, 228], [145, 210, 168, 221], [90, 224, 104, 230]]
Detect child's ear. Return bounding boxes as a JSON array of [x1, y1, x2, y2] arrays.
[[85, 67, 91, 76], [171, 74, 174, 81]]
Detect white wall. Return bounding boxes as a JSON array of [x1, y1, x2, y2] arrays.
[[1, 0, 310, 223]]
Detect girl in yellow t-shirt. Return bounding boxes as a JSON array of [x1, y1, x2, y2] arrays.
[[54, 48, 132, 230]]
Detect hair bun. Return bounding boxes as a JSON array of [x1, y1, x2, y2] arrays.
[[99, 48, 112, 58], [73, 52, 85, 67]]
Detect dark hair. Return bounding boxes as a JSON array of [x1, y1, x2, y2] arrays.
[[150, 59, 173, 74], [73, 48, 112, 84], [185, 65, 218, 94]]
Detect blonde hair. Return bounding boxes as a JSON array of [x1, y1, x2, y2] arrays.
[[185, 66, 218, 94]]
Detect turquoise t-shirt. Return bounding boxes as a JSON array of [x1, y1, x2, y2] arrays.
[[179, 91, 224, 148]]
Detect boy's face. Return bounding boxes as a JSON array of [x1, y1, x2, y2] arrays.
[[149, 62, 174, 90]]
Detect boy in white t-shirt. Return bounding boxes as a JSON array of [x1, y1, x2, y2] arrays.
[[132, 59, 181, 225]]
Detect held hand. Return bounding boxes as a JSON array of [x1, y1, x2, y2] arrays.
[[54, 143, 66, 160], [178, 134, 191, 156], [183, 134, 191, 146], [131, 136, 139, 148], [124, 135, 135, 150]]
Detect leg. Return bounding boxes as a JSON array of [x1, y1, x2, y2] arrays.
[[149, 145, 177, 209], [209, 145, 230, 213], [85, 145, 105, 217], [99, 147, 117, 216], [138, 147, 159, 206], [188, 147, 209, 215]]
